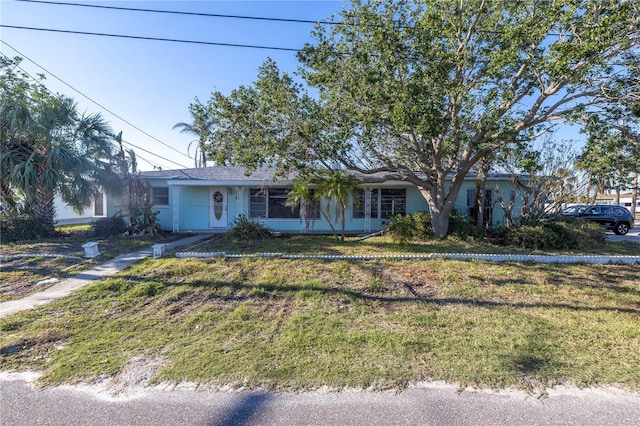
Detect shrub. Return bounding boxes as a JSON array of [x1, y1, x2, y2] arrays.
[[386, 210, 479, 242], [0, 210, 55, 242], [385, 211, 433, 243], [226, 215, 274, 240], [448, 210, 479, 240], [128, 206, 161, 236], [492, 219, 605, 250], [92, 216, 128, 237]]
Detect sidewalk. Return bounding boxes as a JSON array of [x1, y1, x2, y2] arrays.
[[0, 234, 211, 318]]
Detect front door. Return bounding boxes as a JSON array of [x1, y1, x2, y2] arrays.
[[209, 187, 228, 228]]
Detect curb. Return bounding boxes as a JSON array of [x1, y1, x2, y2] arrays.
[[175, 251, 640, 264]]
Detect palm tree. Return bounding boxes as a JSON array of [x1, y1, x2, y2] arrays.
[[1, 88, 122, 232], [314, 171, 360, 241], [173, 100, 213, 168], [286, 179, 339, 240]]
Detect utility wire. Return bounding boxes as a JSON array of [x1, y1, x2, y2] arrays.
[[0, 49, 190, 170], [16, 0, 341, 26], [1, 40, 193, 167], [1, 25, 303, 52]]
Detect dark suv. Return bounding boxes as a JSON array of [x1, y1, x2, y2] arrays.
[[574, 205, 635, 235]]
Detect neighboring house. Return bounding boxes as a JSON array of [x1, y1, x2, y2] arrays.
[[596, 192, 640, 209], [54, 191, 120, 225], [140, 166, 526, 234]]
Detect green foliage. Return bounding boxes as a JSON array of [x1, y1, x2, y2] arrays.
[[385, 211, 434, 243], [226, 215, 274, 240], [493, 219, 606, 251], [448, 210, 479, 240], [1, 56, 124, 227], [0, 210, 56, 242], [128, 206, 161, 236], [173, 99, 213, 168], [386, 210, 478, 242], [201, 0, 638, 238], [314, 171, 360, 241], [91, 216, 128, 238]]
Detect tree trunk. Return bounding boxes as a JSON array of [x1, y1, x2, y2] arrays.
[[475, 157, 490, 233], [34, 186, 56, 234], [199, 138, 207, 168], [418, 186, 458, 239], [631, 172, 638, 222]]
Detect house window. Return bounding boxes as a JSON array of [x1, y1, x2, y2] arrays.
[[353, 188, 379, 219], [93, 192, 105, 217], [380, 189, 406, 218], [249, 188, 310, 219], [249, 189, 267, 218], [151, 187, 169, 206]]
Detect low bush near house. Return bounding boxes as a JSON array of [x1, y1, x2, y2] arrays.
[[0, 210, 55, 242], [386, 210, 478, 242], [448, 210, 480, 240], [226, 215, 274, 240], [91, 216, 128, 237], [385, 211, 434, 243], [128, 206, 161, 236], [493, 219, 605, 250]]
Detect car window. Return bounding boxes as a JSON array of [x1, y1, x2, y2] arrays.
[[585, 207, 598, 214], [602, 207, 612, 215], [563, 206, 585, 214]]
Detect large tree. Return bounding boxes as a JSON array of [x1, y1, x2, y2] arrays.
[[206, 0, 639, 237], [1, 56, 122, 231]]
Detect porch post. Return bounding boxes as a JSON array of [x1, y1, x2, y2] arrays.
[[364, 187, 372, 233], [172, 186, 181, 232], [236, 187, 245, 217]]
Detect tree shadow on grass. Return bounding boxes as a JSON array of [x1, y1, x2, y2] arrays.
[[113, 272, 640, 316]]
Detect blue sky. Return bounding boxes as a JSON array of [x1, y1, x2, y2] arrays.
[[1, 0, 344, 170]]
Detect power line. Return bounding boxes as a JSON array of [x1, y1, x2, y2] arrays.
[[1, 40, 193, 167], [0, 25, 303, 52], [16, 0, 340, 26], [119, 137, 189, 170], [0, 49, 190, 170]]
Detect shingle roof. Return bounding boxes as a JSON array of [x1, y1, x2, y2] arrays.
[[140, 166, 519, 184], [140, 166, 289, 181]]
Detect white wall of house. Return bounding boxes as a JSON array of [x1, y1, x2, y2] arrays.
[[54, 192, 107, 225]]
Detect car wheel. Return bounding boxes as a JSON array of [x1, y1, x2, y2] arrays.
[[614, 222, 629, 235]]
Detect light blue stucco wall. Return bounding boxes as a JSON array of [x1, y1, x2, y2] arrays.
[[149, 179, 525, 233]]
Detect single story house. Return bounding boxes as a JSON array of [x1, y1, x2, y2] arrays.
[[139, 166, 526, 234]]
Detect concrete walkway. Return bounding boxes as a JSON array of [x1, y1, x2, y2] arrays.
[[0, 234, 211, 318]]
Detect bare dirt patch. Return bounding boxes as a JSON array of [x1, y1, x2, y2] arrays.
[[109, 356, 167, 394]]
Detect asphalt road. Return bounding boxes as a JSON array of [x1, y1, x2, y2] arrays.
[[606, 225, 640, 243], [1, 374, 639, 426]]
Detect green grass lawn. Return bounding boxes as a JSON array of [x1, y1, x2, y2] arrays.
[[196, 233, 640, 256], [1, 238, 638, 392]]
